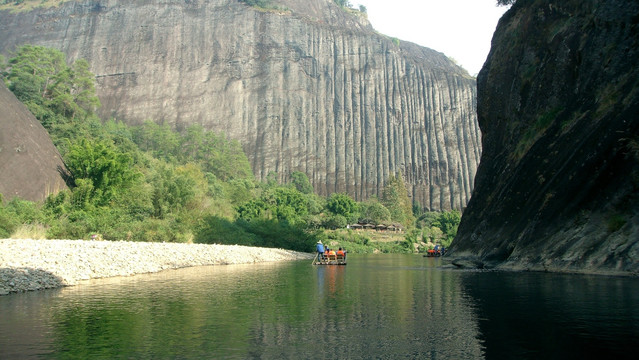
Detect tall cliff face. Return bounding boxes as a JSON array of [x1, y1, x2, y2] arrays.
[[0, 0, 480, 211], [451, 0, 639, 275], [0, 82, 69, 202]]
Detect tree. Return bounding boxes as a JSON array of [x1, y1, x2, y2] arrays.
[[359, 198, 391, 224], [289, 171, 313, 194], [4, 45, 100, 122], [4, 45, 66, 103], [150, 163, 206, 218], [65, 139, 139, 206], [382, 172, 415, 227], [237, 187, 309, 225], [323, 214, 347, 230], [497, 0, 515, 5], [326, 193, 358, 222], [131, 121, 181, 161], [434, 210, 461, 245]]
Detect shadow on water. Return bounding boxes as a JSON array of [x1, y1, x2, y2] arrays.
[[459, 271, 639, 360], [0, 269, 65, 359], [0, 267, 65, 295]]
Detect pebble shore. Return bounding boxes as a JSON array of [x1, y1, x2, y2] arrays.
[[0, 239, 313, 296]]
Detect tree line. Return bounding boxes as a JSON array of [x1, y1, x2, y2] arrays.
[[0, 45, 459, 252]]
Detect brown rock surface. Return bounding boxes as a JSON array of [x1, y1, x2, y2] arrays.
[[0, 81, 68, 202]]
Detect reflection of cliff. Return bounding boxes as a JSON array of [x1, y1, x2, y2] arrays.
[[460, 272, 639, 359], [0, 0, 480, 210], [451, 0, 639, 274]]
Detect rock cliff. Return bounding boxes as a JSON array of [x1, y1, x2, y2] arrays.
[[0, 81, 69, 202], [450, 0, 639, 275], [0, 0, 480, 210]]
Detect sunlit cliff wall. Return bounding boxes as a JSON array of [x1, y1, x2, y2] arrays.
[[0, 0, 480, 210]]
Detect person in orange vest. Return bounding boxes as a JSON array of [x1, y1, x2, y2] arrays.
[[328, 248, 336, 256]]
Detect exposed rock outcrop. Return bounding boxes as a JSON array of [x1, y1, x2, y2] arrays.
[[450, 0, 639, 275], [0, 0, 480, 210], [0, 81, 68, 202]]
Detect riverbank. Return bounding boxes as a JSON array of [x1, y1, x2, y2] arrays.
[[0, 239, 313, 296]]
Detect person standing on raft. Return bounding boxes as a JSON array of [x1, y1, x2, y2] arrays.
[[316, 240, 325, 261]]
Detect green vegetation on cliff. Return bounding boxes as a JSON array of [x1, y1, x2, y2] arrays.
[[1, 45, 459, 253], [0, 0, 70, 13]]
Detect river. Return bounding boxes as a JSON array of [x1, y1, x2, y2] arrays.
[[1, 254, 638, 359]]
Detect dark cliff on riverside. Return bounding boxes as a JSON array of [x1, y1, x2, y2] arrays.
[[0, 0, 480, 211], [0, 81, 69, 202], [450, 0, 639, 275]]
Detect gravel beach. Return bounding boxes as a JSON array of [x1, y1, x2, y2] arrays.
[[0, 239, 313, 296]]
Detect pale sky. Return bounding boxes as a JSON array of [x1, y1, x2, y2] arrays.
[[355, 0, 509, 76]]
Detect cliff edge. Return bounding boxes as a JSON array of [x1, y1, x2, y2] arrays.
[[450, 0, 639, 275]]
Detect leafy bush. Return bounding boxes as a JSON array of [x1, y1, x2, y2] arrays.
[[65, 139, 139, 207], [196, 216, 317, 252], [326, 193, 358, 221], [4, 45, 100, 126], [290, 171, 313, 194], [323, 214, 347, 230], [359, 198, 391, 224], [237, 187, 309, 225], [195, 216, 258, 246], [0, 198, 43, 238]]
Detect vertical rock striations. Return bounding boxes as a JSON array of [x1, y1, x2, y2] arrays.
[[0, 0, 480, 210], [451, 0, 639, 275]]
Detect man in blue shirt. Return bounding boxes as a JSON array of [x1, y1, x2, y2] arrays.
[[316, 240, 325, 262]]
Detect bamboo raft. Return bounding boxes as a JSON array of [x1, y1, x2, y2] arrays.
[[312, 253, 347, 265]]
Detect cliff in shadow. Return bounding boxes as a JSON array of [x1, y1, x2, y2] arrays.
[[0, 0, 480, 210], [450, 0, 639, 275], [0, 81, 69, 202]]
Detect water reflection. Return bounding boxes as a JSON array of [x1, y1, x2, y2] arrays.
[[460, 271, 639, 359], [11, 256, 638, 359]]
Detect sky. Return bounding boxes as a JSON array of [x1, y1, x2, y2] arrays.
[[354, 0, 509, 76]]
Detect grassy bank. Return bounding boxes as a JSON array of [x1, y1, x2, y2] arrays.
[[318, 229, 416, 254]]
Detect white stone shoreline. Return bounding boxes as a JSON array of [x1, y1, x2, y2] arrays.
[[0, 239, 313, 296]]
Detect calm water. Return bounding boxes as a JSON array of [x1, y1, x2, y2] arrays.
[[1, 254, 638, 359]]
